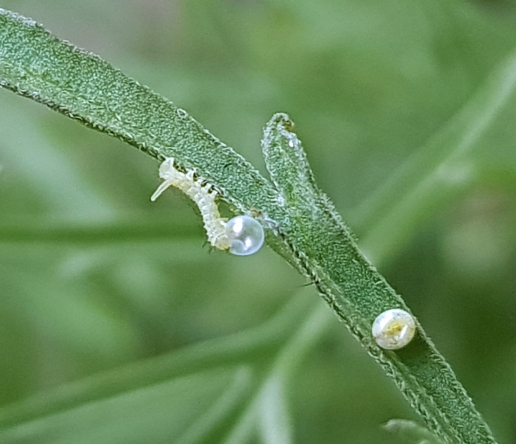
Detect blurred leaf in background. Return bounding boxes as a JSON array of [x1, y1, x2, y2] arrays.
[[1, 0, 516, 442]]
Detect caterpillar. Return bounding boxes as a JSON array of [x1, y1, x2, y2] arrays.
[[151, 158, 230, 250]]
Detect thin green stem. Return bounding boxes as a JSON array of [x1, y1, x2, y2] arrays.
[[0, 291, 316, 430], [352, 51, 516, 264]]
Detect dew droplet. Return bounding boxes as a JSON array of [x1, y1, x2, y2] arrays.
[[225, 215, 265, 256]]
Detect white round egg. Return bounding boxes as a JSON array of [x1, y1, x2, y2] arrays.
[[372, 308, 416, 350]]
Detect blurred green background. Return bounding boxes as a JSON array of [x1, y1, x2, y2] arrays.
[[1, 0, 516, 442]]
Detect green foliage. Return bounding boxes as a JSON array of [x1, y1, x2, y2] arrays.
[[0, 1, 516, 443]]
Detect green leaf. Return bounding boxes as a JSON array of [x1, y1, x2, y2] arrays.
[[260, 106, 499, 444], [262, 113, 321, 208], [0, 8, 277, 218]]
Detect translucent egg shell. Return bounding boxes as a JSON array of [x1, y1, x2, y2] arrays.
[[225, 215, 265, 256], [372, 308, 416, 350]]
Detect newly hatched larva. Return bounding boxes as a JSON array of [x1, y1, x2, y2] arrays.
[[151, 158, 265, 256], [372, 308, 416, 350], [151, 158, 230, 250]]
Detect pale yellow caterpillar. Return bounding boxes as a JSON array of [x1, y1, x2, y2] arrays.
[[151, 158, 230, 250]]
